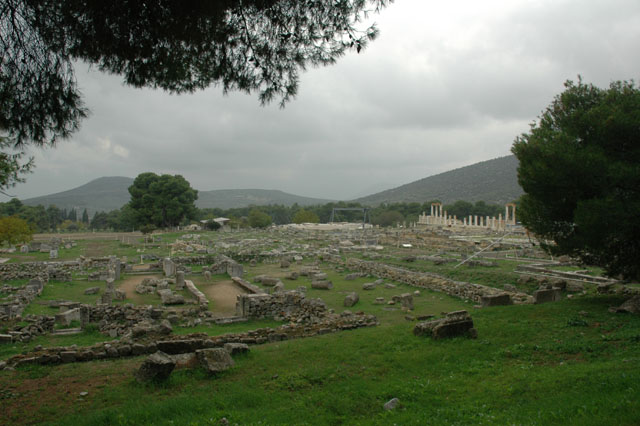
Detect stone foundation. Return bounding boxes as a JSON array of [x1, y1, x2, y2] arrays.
[[342, 258, 533, 304]]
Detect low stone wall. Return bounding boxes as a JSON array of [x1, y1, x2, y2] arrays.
[[2, 311, 378, 369], [231, 277, 265, 295], [0, 261, 78, 282], [236, 291, 330, 322], [0, 279, 46, 320], [516, 262, 617, 285], [342, 258, 533, 304], [184, 280, 208, 307]]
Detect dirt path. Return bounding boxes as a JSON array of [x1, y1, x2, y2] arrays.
[[197, 280, 247, 316], [118, 274, 161, 301]]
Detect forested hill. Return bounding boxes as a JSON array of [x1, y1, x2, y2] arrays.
[[21, 177, 332, 214], [22, 176, 134, 216], [354, 155, 523, 206]]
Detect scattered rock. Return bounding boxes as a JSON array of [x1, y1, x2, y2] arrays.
[[135, 351, 176, 382], [481, 293, 512, 307], [344, 292, 359, 307], [196, 348, 235, 374], [384, 398, 399, 411], [414, 310, 477, 340], [224, 343, 250, 355]]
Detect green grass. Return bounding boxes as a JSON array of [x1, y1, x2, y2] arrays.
[[0, 326, 107, 360], [22, 280, 104, 315], [1, 295, 636, 425], [174, 318, 282, 336]]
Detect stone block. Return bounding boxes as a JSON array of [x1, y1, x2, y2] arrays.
[[344, 292, 359, 307], [311, 280, 333, 290], [175, 271, 185, 290], [362, 282, 376, 290], [59, 351, 77, 363], [157, 339, 205, 355], [224, 343, 250, 355], [55, 308, 81, 326], [400, 293, 414, 310], [196, 348, 234, 374], [260, 277, 280, 287], [135, 351, 175, 382], [414, 311, 477, 339], [84, 287, 100, 295], [481, 293, 512, 307], [0, 334, 12, 344], [163, 258, 176, 277], [533, 289, 562, 304]]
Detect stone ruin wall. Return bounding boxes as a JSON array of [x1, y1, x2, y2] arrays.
[[3, 307, 378, 369], [235, 291, 330, 322], [336, 257, 533, 304], [0, 261, 78, 282]]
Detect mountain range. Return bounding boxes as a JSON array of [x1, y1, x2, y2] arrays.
[[21, 155, 523, 213]]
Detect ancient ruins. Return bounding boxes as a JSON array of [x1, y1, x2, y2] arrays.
[[0, 222, 636, 386]]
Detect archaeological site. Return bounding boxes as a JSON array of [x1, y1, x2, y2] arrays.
[[1, 214, 639, 424]]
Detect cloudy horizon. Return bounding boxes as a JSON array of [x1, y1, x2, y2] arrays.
[[6, 0, 640, 201]]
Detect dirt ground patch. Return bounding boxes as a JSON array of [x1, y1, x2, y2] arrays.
[[197, 280, 247, 316], [118, 274, 164, 305]]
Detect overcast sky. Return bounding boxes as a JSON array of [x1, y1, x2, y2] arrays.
[[8, 0, 640, 202]]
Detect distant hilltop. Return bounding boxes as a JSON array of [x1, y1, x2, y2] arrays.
[[21, 177, 332, 215], [354, 155, 522, 206], [20, 155, 523, 214]]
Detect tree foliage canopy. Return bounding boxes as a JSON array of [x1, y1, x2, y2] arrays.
[[0, 215, 33, 245], [128, 172, 198, 228], [512, 78, 640, 280], [292, 208, 319, 224], [248, 208, 272, 228], [1, 0, 389, 148]]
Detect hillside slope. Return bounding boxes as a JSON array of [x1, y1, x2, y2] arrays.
[[355, 155, 523, 205], [22, 176, 134, 215]]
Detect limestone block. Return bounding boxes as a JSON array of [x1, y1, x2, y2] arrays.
[[163, 258, 176, 277], [311, 280, 333, 290], [533, 289, 562, 304], [224, 343, 250, 355], [344, 292, 359, 307], [260, 277, 280, 287], [481, 293, 513, 307], [196, 348, 235, 374], [362, 282, 376, 290], [55, 308, 81, 326], [175, 271, 185, 290], [135, 351, 175, 382], [413, 311, 477, 339], [400, 293, 414, 310], [84, 287, 100, 295]]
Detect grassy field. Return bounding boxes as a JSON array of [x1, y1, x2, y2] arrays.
[[1, 232, 639, 424], [1, 294, 638, 425]]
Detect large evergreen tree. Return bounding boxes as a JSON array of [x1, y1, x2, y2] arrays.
[[512, 78, 640, 280], [128, 172, 198, 228]]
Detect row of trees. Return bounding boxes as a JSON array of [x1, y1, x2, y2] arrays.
[[0, 198, 91, 232], [0, 196, 510, 233]]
